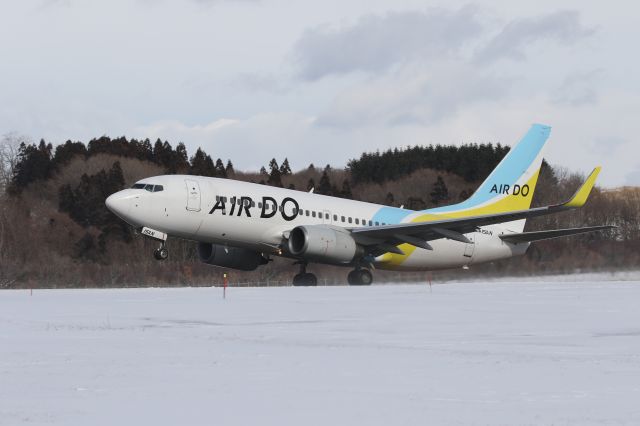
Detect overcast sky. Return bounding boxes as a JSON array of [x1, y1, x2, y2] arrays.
[[1, 0, 638, 187]]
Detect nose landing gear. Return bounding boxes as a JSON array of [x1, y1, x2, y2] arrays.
[[153, 243, 168, 261]]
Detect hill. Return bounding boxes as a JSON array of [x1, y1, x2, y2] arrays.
[[0, 135, 636, 288]]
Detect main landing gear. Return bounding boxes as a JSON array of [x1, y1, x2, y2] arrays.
[[292, 262, 317, 286], [347, 268, 373, 285], [153, 242, 168, 261]]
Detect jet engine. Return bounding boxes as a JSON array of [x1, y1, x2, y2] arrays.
[[197, 243, 268, 271], [287, 225, 361, 264]]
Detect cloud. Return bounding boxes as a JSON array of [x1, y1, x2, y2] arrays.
[[475, 10, 595, 63], [589, 135, 626, 155], [316, 62, 511, 128], [293, 6, 483, 80], [232, 72, 291, 94], [551, 70, 603, 106]]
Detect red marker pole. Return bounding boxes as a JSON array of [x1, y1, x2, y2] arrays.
[[223, 273, 228, 299]]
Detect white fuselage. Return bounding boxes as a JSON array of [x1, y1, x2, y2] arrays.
[[107, 175, 529, 271]]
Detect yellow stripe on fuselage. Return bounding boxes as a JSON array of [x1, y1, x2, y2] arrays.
[[378, 169, 541, 267]]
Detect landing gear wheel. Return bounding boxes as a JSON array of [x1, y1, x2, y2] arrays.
[[153, 246, 168, 261], [347, 269, 373, 285], [292, 261, 317, 286], [358, 269, 373, 285], [292, 273, 317, 286]]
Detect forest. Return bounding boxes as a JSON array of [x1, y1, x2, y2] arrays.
[[0, 133, 637, 288]]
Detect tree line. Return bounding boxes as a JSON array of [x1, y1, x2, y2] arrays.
[[347, 143, 510, 185], [0, 132, 637, 288]]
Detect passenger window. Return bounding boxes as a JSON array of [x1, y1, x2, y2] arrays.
[[355, 218, 360, 225], [368, 220, 372, 226], [325, 213, 329, 219], [305, 210, 309, 216], [258, 202, 262, 208], [333, 214, 337, 221], [375, 221, 379, 226], [348, 217, 352, 224], [312, 211, 316, 218], [341, 216, 345, 222]]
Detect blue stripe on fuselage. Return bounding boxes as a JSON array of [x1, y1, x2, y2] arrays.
[[371, 206, 413, 225]]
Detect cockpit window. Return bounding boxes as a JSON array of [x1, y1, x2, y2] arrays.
[[131, 183, 164, 192]]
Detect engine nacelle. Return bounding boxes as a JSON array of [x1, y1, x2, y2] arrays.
[[197, 243, 267, 271], [287, 225, 360, 264]]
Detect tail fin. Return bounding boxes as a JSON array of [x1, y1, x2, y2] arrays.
[[428, 123, 550, 231]]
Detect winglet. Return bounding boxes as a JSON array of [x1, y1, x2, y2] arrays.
[[562, 167, 601, 208]]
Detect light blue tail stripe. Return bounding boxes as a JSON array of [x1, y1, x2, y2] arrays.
[[370, 124, 550, 223], [427, 123, 550, 214]]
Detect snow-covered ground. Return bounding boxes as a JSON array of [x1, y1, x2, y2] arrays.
[[2, 279, 640, 426]]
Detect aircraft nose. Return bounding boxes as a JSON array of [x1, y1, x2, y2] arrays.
[[105, 191, 131, 218]]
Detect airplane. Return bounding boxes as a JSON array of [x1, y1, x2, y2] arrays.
[[105, 124, 614, 285]]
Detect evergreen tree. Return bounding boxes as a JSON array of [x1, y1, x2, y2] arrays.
[[53, 140, 87, 167], [73, 233, 99, 261], [279, 158, 292, 176], [153, 139, 166, 165], [225, 160, 235, 175], [9, 140, 54, 194], [406, 197, 426, 210], [189, 148, 216, 177], [59, 162, 126, 229], [267, 158, 282, 187], [259, 166, 267, 175], [430, 175, 449, 205], [385, 192, 394, 206], [307, 178, 316, 192], [108, 161, 125, 189], [318, 165, 332, 195], [215, 158, 227, 178], [340, 179, 353, 199], [176, 142, 188, 164]]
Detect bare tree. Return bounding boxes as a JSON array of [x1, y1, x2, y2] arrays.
[[0, 133, 29, 193]]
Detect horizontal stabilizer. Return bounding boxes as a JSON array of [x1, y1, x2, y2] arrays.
[[499, 225, 615, 244]]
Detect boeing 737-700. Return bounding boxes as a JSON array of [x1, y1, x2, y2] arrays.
[[105, 124, 613, 285]]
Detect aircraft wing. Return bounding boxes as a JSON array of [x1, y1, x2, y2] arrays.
[[350, 167, 603, 255], [499, 225, 616, 244]]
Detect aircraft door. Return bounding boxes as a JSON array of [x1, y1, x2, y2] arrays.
[[185, 179, 201, 212], [463, 234, 475, 259]]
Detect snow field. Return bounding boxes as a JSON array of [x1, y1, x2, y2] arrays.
[[2, 280, 640, 425]]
